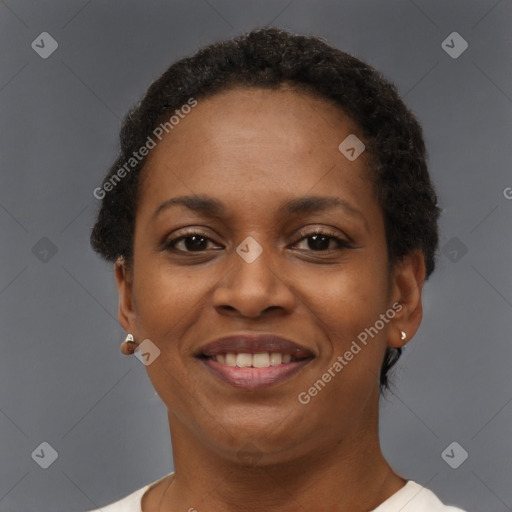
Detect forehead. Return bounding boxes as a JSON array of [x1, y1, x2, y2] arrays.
[[149, 86, 363, 158], [138, 86, 374, 216]]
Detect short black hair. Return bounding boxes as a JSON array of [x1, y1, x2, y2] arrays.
[[90, 27, 440, 392]]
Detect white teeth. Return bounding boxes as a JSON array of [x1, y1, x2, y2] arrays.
[[269, 353, 282, 366], [236, 353, 252, 367], [214, 352, 295, 367], [252, 353, 270, 368], [225, 353, 237, 366]]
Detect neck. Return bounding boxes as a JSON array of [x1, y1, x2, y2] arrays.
[[148, 397, 405, 512]]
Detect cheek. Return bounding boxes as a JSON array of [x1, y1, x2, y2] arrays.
[[308, 254, 389, 329], [132, 259, 201, 336], [131, 262, 203, 410], [301, 251, 390, 388]]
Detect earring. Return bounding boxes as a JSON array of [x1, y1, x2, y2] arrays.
[[400, 330, 407, 341], [121, 333, 137, 354]]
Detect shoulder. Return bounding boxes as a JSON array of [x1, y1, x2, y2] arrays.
[[372, 480, 468, 512], [83, 485, 147, 512], [82, 472, 174, 512]]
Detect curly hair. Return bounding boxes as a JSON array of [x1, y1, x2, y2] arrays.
[[90, 27, 440, 392]]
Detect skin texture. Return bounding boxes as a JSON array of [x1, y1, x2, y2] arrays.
[[114, 86, 426, 512]]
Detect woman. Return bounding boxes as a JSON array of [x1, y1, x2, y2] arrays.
[[87, 27, 467, 512]]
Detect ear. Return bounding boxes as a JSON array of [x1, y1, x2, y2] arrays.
[[387, 249, 426, 349], [114, 257, 138, 337]]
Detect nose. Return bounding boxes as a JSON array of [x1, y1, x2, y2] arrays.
[[212, 241, 296, 319]]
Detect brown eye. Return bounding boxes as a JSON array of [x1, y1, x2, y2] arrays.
[[172, 235, 210, 252], [163, 230, 222, 253], [292, 229, 352, 252]]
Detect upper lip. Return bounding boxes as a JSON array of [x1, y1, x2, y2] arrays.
[[197, 334, 315, 358]]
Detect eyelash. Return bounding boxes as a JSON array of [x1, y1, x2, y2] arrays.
[[162, 227, 352, 254]]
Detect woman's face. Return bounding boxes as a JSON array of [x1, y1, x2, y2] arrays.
[[115, 87, 423, 464]]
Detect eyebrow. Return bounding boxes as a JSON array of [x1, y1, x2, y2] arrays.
[[152, 194, 367, 226]]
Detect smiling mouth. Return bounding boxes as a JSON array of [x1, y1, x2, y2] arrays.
[[199, 351, 309, 367], [195, 333, 315, 389], [197, 352, 314, 389]]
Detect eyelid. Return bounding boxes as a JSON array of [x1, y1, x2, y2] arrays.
[[161, 227, 223, 251], [294, 225, 348, 241], [290, 226, 353, 251]]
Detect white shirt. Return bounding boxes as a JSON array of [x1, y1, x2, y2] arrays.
[[84, 473, 467, 511]]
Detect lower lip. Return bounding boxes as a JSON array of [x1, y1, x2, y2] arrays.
[[199, 358, 312, 390]]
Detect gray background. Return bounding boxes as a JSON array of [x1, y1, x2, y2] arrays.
[[1, 1, 511, 511]]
